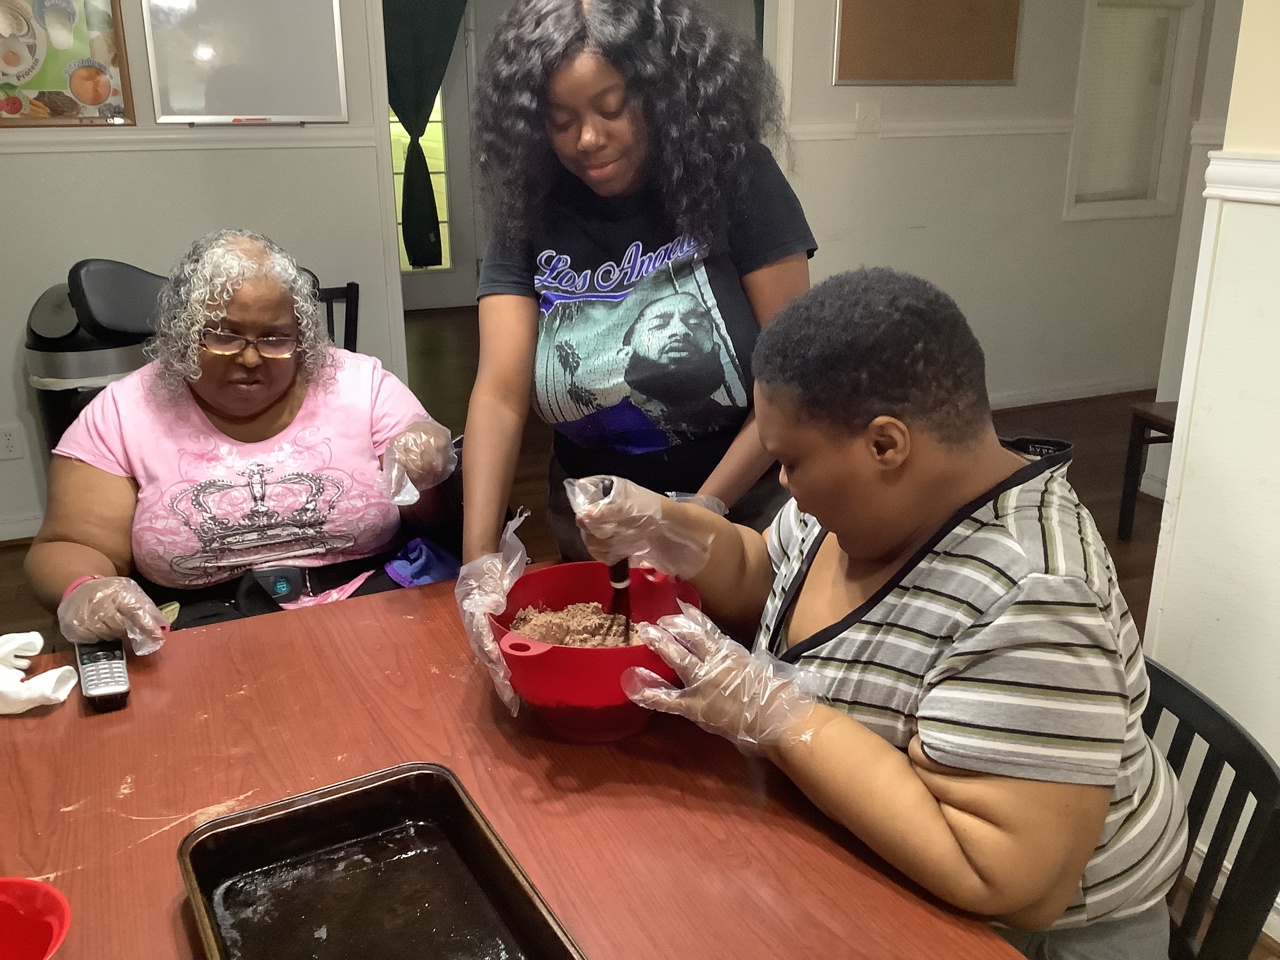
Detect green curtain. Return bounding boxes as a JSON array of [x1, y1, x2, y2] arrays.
[[384, 0, 468, 268], [754, 0, 764, 50]]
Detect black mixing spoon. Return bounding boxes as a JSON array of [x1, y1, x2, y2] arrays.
[[598, 479, 631, 641]]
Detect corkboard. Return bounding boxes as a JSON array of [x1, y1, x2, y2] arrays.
[[835, 0, 1022, 85]]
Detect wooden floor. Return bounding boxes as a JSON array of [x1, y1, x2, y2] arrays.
[[1, 304, 1276, 958], [404, 305, 559, 563]]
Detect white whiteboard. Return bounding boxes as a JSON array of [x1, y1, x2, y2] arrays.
[[141, 0, 348, 124]]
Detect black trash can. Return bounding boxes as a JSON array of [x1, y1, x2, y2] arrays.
[[25, 260, 163, 458]]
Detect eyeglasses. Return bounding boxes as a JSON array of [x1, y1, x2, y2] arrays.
[[200, 329, 298, 359]]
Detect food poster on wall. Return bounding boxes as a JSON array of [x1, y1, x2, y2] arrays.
[[0, 0, 133, 124]]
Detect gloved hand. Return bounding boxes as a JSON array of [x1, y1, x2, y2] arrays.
[[565, 475, 717, 580], [57, 576, 167, 655], [621, 604, 819, 751], [384, 419, 457, 506], [454, 510, 528, 715], [0, 631, 77, 715]]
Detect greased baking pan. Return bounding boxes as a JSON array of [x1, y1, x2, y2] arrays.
[[178, 763, 586, 960]]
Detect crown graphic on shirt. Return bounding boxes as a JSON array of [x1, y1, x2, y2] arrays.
[[169, 462, 349, 560]]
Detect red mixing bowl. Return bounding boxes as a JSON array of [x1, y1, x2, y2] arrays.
[[0, 877, 72, 960], [490, 562, 699, 742]]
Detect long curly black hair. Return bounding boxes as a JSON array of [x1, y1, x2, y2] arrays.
[[474, 0, 782, 248]]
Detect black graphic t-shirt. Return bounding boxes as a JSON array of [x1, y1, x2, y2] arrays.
[[478, 141, 816, 492]]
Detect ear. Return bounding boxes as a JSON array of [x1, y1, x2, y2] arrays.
[[864, 416, 911, 469]]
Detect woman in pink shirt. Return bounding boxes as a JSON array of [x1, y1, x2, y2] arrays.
[[25, 229, 456, 650]]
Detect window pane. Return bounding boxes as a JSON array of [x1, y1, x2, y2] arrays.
[[431, 172, 449, 222], [439, 228, 452, 270], [422, 121, 446, 174], [1074, 6, 1175, 204], [390, 118, 411, 175]]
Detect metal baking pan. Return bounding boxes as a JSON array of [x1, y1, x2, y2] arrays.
[[178, 763, 586, 960]]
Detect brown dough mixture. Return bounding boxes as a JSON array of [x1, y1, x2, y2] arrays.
[[511, 602, 639, 648]]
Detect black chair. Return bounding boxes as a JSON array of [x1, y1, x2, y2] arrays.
[[1142, 658, 1280, 960], [318, 281, 360, 352], [67, 258, 165, 340], [1119, 401, 1177, 542], [299, 268, 359, 351]]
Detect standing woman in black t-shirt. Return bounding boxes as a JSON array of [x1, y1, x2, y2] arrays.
[[461, 0, 816, 564]]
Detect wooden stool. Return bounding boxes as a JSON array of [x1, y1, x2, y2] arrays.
[[1118, 401, 1177, 542]]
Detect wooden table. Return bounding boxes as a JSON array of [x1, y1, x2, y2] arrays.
[[1, 582, 1019, 959]]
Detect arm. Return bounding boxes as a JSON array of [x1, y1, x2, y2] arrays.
[[631, 607, 1112, 929], [461, 294, 539, 562], [398, 485, 446, 529], [25, 456, 138, 611], [767, 714, 1110, 928], [698, 253, 810, 508], [662, 499, 775, 635]]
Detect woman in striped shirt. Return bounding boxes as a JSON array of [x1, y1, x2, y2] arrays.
[[569, 268, 1187, 958]]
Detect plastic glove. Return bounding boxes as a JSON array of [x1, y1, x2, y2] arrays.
[[383, 419, 457, 506], [57, 576, 167, 655], [454, 510, 528, 715], [565, 475, 715, 580], [0, 631, 77, 715], [622, 603, 819, 751]]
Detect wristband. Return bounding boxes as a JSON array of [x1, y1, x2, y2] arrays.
[[61, 574, 105, 604]]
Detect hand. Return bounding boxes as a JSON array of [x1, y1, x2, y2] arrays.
[[621, 604, 818, 751], [57, 576, 167, 655], [565, 475, 715, 580], [385, 419, 457, 505], [454, 510, 528, 715]]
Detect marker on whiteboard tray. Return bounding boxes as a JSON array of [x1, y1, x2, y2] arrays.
[[231, 117, 270, 123]]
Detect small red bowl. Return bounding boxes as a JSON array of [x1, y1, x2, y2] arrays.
[[490, 562, 699, 742], [0, 878, 72, 960]]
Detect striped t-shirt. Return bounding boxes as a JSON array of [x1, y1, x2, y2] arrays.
[[754, 438, 1187, 927]]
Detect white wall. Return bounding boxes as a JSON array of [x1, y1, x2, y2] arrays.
[[0, 0, 404, 540], [1145, 0, 1242, 498], [1147, 0, 1280, 932], [772, 0, 1189, 408]]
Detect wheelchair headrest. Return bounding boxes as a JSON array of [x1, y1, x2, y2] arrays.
[[67, 259, 166, 342]]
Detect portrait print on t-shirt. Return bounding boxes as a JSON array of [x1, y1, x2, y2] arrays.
[[532, 243, 749, 454]]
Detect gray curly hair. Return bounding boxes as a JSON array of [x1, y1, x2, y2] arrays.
[[145, 229, 334, 393]]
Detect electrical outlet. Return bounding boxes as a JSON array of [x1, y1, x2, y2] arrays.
[[0, 424, 25, 461]]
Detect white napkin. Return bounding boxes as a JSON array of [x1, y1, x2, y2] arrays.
[[0, 632, 77, 716]]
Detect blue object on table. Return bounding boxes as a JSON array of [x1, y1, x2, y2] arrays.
[[385, 537, 460, 588]]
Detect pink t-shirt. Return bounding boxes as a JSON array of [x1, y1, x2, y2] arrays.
[[54, 350, 428, 591]]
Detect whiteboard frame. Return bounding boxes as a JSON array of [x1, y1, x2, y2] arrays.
[[140, 0, 349, 124]]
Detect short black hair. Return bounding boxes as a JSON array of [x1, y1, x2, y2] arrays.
[[752, 268, 991, 444]]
